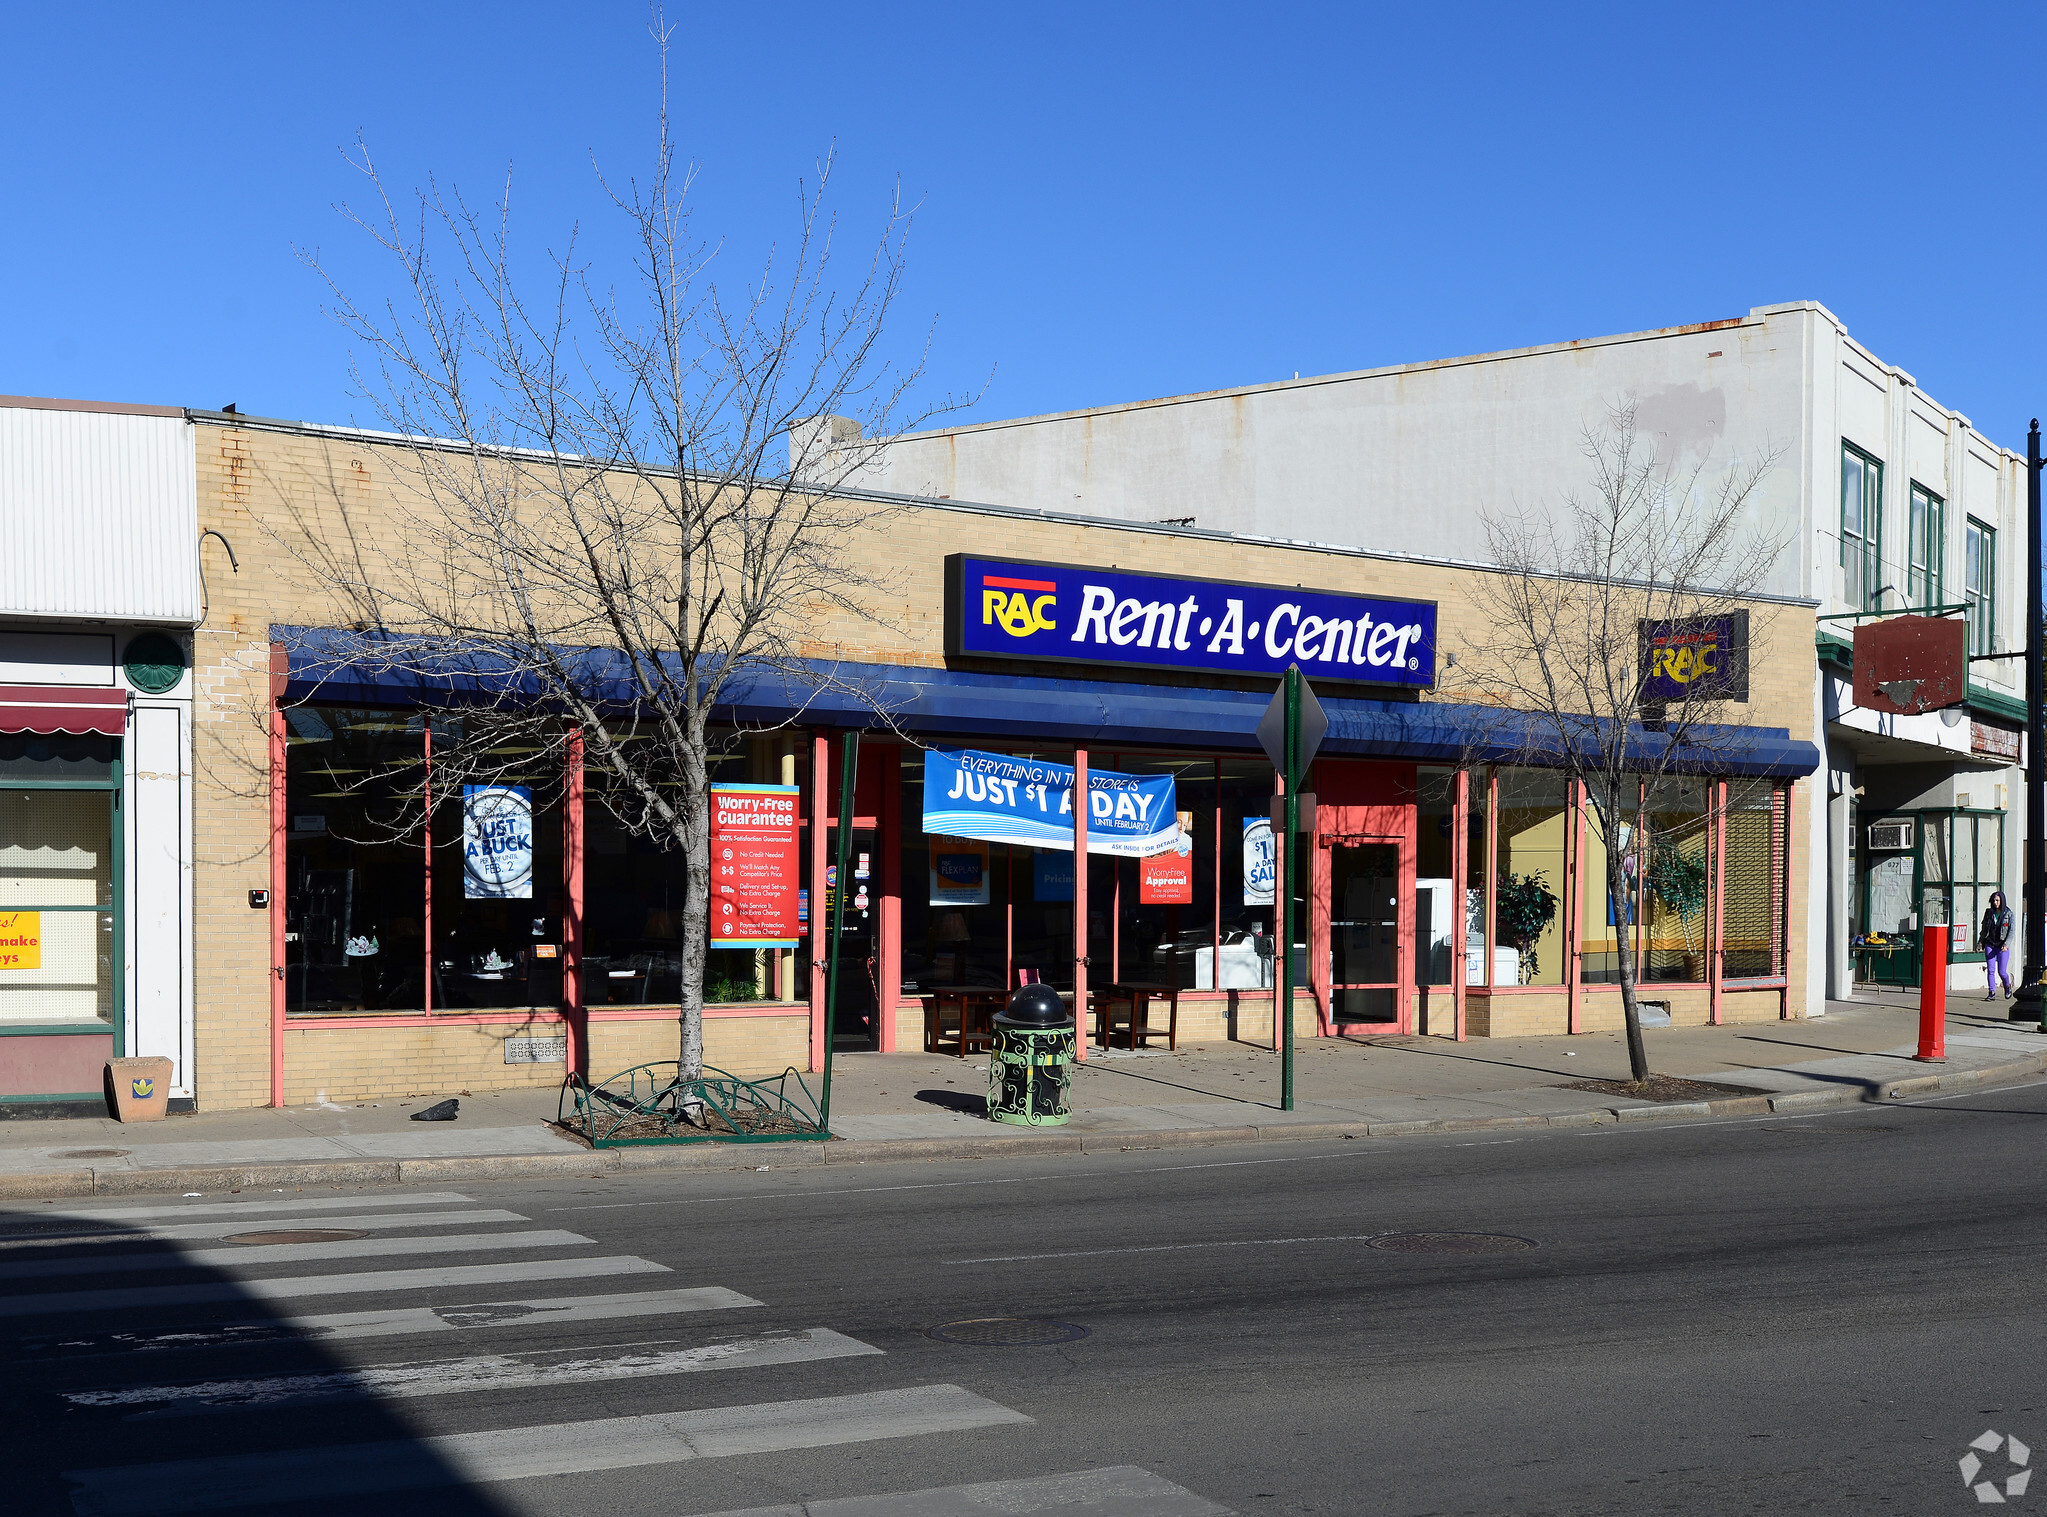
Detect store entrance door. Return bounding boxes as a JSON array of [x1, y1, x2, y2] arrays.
[[1308, 760, 1418, 1036], [827, 826, 881, 1050]]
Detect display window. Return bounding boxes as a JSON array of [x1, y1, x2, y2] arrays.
[[0, 778, 118, 1026]]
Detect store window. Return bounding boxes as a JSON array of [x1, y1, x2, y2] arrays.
[[1926, 810, 2005, 956], [1966, 517, 1996, 656], [0, 778, 117, 1026], [283, 708, 429, 1014], [1841, 443, 1884, 611], [1907, 484, 1944, 608], [1724, 780, 1788, 978], [1111, 756, 1216, 987], [1642, 780, 1711, 983], [1415, 766, 1458, 985], [1580, 781, 1638, 986], [1492, 769, 1568, 987]]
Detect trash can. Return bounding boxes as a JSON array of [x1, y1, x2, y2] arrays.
[[987, 983, 1075, 1127]]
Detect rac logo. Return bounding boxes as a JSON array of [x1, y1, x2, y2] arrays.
[[981, 574, 1056, 638], [1650, 639, 1719, 684]]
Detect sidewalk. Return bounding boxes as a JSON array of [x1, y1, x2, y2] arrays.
[[4, 997, 2043, 1199]]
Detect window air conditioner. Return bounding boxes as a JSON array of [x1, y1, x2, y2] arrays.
[[1867, 820, 1914, 852]]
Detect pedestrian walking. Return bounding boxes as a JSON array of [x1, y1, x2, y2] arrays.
[[1981, 890, 2015, 1000]]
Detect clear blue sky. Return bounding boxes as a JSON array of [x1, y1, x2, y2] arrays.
[[7, 2, 2045, 449]]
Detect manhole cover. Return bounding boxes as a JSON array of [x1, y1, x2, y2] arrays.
[[1367, 1232, 1537, 1254], [926, 1318, 1090, 1347], [54, 1149, 128, 1160], [220, 1229, 367, 1246]]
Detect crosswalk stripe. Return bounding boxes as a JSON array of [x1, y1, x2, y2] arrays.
[[64, 1384, 1030, 1514], [0, 1208, 529, 1249], [0, 1254, 670, 1318], [68, 1327, 884, 1416], [301, 1284, 764, 1340], [0, 1194, 475, 1230], [684, 1465, 1233, 1516], [0, 1228, 591, 1282]]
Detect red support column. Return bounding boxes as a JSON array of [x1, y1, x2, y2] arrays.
[[1073, 748, 1089, 1062], [1452, 768, 1468, 1042], [562, 728, 586, 1078], [268, 691, 287, 1108], [1483, 768, 1498, 991], [877, 745, 900, 1053], [1271, 766, 1285, 1051], [808, 730, 828, 1073]]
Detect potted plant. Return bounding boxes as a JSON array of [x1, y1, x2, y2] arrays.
[[1495, 871, 1561, 985], [1648, 842, 1709, 979]]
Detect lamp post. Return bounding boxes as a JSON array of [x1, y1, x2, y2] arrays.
[[2020, 422, 2045, 1024]]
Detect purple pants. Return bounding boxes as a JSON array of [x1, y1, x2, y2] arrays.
[[1988, 945, 2014, 994]]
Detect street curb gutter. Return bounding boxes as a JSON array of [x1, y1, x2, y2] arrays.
[[4, 1049, 2044, 1202]]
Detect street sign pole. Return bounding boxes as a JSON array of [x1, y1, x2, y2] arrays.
[[1258, 668, 1327, 1115], [2022, 420, 2046, 1025], [1281, 667, 1300, 1111]]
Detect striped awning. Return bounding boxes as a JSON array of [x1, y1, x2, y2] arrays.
[[0, 685, 128, 736]]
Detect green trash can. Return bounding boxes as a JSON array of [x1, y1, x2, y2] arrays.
[[987, 983, 1075, 1127]]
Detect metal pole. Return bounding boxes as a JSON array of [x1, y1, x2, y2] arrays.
[[820, 731, 860, 1128], [1281, 666, 1300, 1111], [2023, 421, 2045, 1024]]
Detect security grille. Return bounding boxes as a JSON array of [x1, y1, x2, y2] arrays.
[[503, 1036, 566, 1065]]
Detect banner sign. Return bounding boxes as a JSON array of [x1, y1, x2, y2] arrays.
[[1637, 612, 1749, 703], [1242, 817, 1276, 906], [930, 836, 991, 906], [0, 911, 40, 970], [463, 785, 533, 899], [1140, 812, 1195, 904], [922, 748, 1178, 857], [709, 783, 800, 948], [948, 554, 1436, 688]]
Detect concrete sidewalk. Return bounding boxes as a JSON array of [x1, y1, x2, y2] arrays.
[[3, 996, 2043, 1199]]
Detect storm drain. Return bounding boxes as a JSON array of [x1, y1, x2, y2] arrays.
[[926, 1318, 1091, 1347], [1367, 1232, 1537, 1254], [54, 1150, 128, 1160], [221, 1229, 367, 1246]]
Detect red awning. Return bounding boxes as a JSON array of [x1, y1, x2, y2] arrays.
[[0, 685, 128, 737]]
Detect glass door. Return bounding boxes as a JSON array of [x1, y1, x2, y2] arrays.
[[1327, 840, 1400, 1025]]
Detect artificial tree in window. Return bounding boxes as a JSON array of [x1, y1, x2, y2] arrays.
[[1496, 871, 1560, 985]]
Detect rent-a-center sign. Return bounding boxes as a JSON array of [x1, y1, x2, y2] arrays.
[[945, 554, 1437, 688]]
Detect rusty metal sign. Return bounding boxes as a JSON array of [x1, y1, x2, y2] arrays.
[[1852, 616, 1966, 716]]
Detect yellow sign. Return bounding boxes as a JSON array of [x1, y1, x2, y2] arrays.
[[0, 912, 40, 970]]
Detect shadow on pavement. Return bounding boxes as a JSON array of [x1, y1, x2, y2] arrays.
[[0, 1202, 515, 1517]]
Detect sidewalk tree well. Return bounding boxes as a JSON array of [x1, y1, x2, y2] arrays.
[[1453, 402, 1787, 1083], [274, 15, 968, 1104]]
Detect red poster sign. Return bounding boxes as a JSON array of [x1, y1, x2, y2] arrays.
[[1139, 813, 1195, 904], [709, 784, 801, 948]]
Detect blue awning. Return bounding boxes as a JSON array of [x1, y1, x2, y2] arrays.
[[274, 625, 1819, 779]]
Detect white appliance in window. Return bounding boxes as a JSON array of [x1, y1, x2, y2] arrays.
[[1867, 819, 1914, 852]]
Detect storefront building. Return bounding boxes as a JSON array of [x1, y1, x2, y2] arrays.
[[158, 405, 1822, 1109], [847, 302, 2028, 1005], [0, 396, 200, 1115]]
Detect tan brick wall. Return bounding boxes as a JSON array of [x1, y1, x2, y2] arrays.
[[187, 418, 1817, 1103]]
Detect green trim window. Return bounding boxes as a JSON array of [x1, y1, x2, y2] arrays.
[[1841, 442, 1884, 610], [1966, 517, 1996, 656], [0, 735, 124, 1039], [1907, 483, 1944, 609]]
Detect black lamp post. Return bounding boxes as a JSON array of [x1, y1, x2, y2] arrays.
[[2017, 421, 2045, 1022]]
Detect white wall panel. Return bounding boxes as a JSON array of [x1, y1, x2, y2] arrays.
[[0, 406, 199, 623], [130, 703, 191, 1092]]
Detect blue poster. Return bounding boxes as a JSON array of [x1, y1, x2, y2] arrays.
[[1032, 851, 1075, 902], [1242, 816, 1275, 906], [949, 554, 1436, 688], [463, 784, 533, 899], [922, 749, 1177, 857]]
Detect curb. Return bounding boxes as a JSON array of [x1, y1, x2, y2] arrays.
[[4, 1051, 2043, 1202]]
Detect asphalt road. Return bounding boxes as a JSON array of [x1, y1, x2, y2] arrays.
[[7, 1078, 2047, 1516]]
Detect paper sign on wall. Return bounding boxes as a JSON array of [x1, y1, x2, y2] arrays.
[[930, 836, 991, 906], [0, 911, 40, 970], [709, 783, 800, 948], [1140, 811, 1195, 904], [1242, 817, 1275, 907], [463, 785, 533, 899]]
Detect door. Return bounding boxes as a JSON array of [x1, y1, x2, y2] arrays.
[[828, 826, 880, 1048], [1324, 837, 1403, 1029]]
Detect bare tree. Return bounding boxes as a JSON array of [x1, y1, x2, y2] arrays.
[[1455, 402, 1786, 1084], [280, 16, 965, 1105]]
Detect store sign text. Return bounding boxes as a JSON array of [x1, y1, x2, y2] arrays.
[[709, 784, 800, 948], [949, 555, 1437, 687]]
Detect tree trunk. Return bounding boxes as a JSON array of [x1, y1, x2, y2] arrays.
[[1609, 819, 1650, 1084], [677, 744, 709, 1090]]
